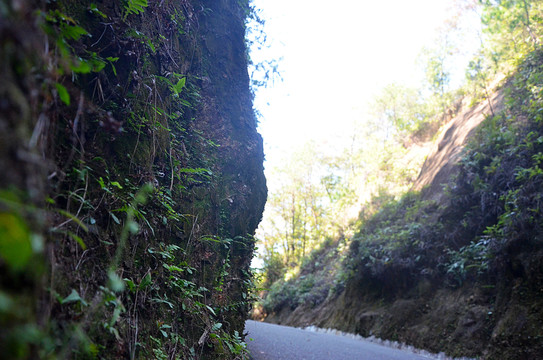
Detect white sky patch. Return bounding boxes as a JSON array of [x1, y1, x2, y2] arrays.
[[250, 0, 480, 170]]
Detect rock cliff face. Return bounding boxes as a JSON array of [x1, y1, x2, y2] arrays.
[[0, 1, 265, 358]]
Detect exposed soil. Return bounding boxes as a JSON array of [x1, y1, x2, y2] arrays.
[[413, 89, 505, 206]]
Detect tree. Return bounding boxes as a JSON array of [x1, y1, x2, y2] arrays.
[[257, 141, 355, 271], [419, 33, 456, 115], [370, 83, 428, 136], [480, 0, 543, 68]]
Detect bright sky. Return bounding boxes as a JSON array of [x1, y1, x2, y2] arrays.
[[250, 0, 479, 169]]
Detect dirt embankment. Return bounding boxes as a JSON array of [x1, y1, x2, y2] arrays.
[[413, 90, 505, 205]]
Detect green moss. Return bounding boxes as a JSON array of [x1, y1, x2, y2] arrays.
[[0, 0, 265, 359]]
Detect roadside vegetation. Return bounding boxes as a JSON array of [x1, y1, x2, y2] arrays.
[[255, 1, 543, 358]]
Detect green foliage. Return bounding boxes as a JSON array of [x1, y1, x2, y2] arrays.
[[0, 212, 33, 271], [446, 238, 495, 286], [123, 0, 148, 20], [370, 83, 430, 135], [463, 0, 543, 103], [0, 0, 265, 359], [260, 243, 343, 314], [54, 83, 70, 106], [60, 289, 89, 307], [331, 48, 543, 298], [89, 3, 107, 19], [480, 0, 542, 69], [342, 192, 444, 294], [260, 252, 285, 288], [424, 49, 450, 97], [245, 3, 282, 92], [262, 280, 300, 313], [446, 48, 543, 284]]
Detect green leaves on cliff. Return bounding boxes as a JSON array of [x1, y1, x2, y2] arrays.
[[89, 4, 107, 19], [44, 10, 89, 41], [172, 77, 187, 96], [54, 83, 70, 106], [2, 0, 262, 358], [60, 289, 89, 306], [0, 213, 33, 271], [123, 0, 148, 19]]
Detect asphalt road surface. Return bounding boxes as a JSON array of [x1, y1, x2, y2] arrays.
[[245, 320, 433, 360]]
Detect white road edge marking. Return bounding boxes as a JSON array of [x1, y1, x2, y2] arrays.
[[300, 325, 478, 360]]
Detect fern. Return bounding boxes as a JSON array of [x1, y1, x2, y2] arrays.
[[123, 0, 148, 20]]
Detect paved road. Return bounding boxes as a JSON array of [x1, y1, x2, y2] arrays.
[[245, 320, 432, 360]]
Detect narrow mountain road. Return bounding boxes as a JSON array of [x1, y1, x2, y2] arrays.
[[245, 320, 433, 360]]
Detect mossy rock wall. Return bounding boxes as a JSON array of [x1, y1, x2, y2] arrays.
[[0, 0, 265, 358]]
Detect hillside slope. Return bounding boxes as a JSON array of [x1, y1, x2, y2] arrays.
[[413, 87, 505, 205], [261, 50, 543, 359]]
